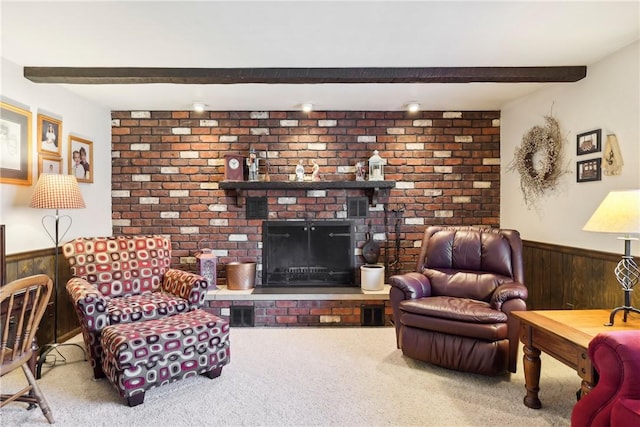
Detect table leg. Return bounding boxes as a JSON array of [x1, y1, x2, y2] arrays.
[[522, 343, 542, 409], [577, 351, 597, 400], [579, 379, 595, 399]]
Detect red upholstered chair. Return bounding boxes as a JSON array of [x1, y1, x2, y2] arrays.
[[63, 235, 208, 379], [571, 330, 640, 427], [389, 226, 527, 376]]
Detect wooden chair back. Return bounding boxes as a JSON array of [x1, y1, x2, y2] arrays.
[[0, 274, 53, 374]]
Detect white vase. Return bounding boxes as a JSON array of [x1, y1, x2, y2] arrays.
[[360, 264, 385, 291]]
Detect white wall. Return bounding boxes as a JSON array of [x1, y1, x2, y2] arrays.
[[501, 41, 640, 256], [1, 58, 112, 254]]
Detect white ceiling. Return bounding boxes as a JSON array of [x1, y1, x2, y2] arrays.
[[2, 1, 639, 111]]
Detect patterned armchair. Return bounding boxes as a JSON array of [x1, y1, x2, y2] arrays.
[[63, 235, 208, 379]]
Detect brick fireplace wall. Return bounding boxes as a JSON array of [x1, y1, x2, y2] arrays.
[[111, 110, 500, 284]]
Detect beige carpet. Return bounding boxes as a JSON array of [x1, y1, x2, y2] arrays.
[[1, 327, 577, 426]]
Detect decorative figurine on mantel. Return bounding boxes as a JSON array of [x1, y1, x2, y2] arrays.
[[355, 161, 366, 181], [263, 155, 271, 182], [311, 159, 321, 181], [247, 148, 259, 181], [368, 150, 386, 181], [295, 160, 305, 182]]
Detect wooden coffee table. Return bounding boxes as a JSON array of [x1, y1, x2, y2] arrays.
[[511, 309, 640, 409]]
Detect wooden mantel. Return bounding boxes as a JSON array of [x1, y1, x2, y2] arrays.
[[219, 180, 396, 206]]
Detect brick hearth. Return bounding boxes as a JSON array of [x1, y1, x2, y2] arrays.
[[204, 286, 392, 327]]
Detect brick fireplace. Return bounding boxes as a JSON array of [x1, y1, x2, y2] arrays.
[[111, 109, 501, 326], [111, 109, 501, 290]]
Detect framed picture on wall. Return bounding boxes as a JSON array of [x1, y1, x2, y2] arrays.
[[1, 101, 32, 186], [37, 113, 62, 156], [577, 158, 602, 183], [68, 135, 93, 183], [576, 129, 601, 156], [38, 154, 62, 176]]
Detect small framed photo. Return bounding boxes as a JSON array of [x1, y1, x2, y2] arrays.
[[576, 129, 601, 156], [37, 113, 62, 156], [68, 135, 93, 183], [577, 158, 602, 183], [1, 101, 32, 185], [38, 155, 62, 176]]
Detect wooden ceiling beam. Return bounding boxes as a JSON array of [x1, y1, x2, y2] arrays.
[[24, 66, 587, 85]]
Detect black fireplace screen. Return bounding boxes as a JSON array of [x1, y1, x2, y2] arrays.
[[262, 220, 355, 286]]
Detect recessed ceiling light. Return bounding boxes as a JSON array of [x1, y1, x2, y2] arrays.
[[301, 103, 313, 113], [193, 102, 206, 112], [407, 102, 420, 113]]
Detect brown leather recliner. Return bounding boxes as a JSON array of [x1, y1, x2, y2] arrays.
[[389, 226, 528, 376]]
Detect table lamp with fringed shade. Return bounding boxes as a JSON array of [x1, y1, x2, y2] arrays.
[[583, 189, 640, 326], [29, 174, 86, 378]]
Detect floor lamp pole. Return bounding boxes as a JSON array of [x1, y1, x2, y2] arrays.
[[35, 209, 86, 379]]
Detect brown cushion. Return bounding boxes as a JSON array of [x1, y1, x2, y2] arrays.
[[399, 296, 508, 323], [399, 296, 508, 342], [424, 269, 514, 302], [425, 228, 514, 277]]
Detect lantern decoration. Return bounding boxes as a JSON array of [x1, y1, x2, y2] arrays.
[[368, 150, 386, 181], [196, 239, 217, 290]]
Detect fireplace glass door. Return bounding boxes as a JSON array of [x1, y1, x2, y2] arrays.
[[262, 220, 355, 287]]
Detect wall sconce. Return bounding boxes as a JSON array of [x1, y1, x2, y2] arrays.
[[301, 103, 313, 113], [193, 102, 206, 112], [583, 189, 640, 326], [407, 102, 420, 113]]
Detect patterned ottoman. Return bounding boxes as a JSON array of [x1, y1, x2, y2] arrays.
[[100, 309, 230, 406]]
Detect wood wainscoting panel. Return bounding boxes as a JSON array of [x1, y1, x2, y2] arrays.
[[5, 240, 637, 337], [523, 242, 565, 310], [523, 240, 637, 311], [5, 248, 79, 345]]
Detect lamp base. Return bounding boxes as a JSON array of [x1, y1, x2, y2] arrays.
[[604, 305, 640, 326]]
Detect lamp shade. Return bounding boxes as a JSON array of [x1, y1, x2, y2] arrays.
[[29, 174, 86, 210], [583, 189, 640, 234]]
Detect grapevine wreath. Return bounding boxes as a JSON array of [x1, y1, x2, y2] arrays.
[[509, 115, 567, 207]]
